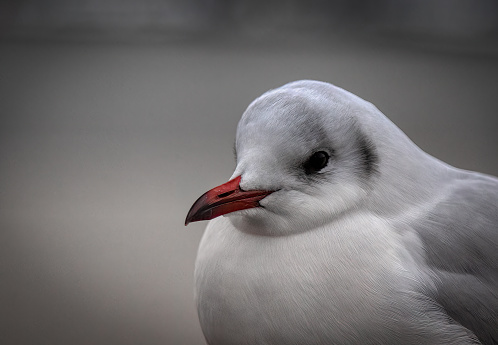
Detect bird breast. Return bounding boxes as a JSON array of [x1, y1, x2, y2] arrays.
[[194, 214, 424, 344]]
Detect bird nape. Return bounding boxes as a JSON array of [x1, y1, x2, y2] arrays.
[[186, 80, 498, 345]]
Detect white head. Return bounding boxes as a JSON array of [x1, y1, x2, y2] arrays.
[[186, 80, 441, 235]]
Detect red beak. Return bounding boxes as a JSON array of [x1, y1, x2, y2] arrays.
[[185, 176, 273, 225]]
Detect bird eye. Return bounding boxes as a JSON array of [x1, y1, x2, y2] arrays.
[[303, 151, 329, 174]]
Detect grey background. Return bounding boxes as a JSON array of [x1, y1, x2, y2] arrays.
[[1, 1, 498, 344]]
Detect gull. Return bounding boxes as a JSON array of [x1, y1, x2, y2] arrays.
[[185, 80, 498, 345]]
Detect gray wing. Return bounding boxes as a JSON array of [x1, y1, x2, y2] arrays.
[[412, 172, 498, 344]]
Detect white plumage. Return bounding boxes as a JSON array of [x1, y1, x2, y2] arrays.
[[187, 80, 498, 345]]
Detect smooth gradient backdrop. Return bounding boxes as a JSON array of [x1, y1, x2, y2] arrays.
[[1, 35, 497, 344]]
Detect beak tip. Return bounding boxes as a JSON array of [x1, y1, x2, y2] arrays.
[[184, 217, 194, 226], [184, 211, 195, 226]]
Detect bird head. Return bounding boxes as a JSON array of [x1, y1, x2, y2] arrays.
[[186, 80, 425, 235]]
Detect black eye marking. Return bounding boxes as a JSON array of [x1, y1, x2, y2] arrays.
[[357, 135, 378, 176], [303, 151, 330, 175]]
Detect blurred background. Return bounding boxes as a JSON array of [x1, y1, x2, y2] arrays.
[[1, 1, 497, 344]]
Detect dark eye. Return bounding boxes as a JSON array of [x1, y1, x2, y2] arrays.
[[303, 151, 329, 174]]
